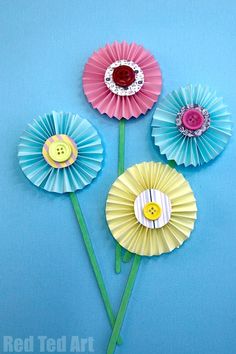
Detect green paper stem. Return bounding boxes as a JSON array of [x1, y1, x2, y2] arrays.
[[168, 160, 176, 168], [118, 118, 125, 175], [107, 254, 141, 354], [69, 192, 122, 345], [123, 250, 133, 263], [115, 119, 126, 273], [115, 243, 122, 274]]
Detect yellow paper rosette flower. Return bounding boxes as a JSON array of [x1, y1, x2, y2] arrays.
[[106, 161, 197, 256], [105, 162, 197, 354]]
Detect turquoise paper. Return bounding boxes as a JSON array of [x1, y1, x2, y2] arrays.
[[18, 111, 103, 193], [152, 84, 232, 167]]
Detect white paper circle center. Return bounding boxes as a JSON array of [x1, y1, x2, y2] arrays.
[[104, 60, 144, 96], [134, 189, 172, 229]]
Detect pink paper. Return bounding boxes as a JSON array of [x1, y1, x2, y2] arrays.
[[83, 41, 162, 120]]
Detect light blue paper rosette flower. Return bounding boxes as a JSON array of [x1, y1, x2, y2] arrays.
[[18, 111, 122, 345], [18, 111, 103, 193], [152, 84, 232, 167]]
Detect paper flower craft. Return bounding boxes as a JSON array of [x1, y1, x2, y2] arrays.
[[105, 162, 197, 353], [18, 111, 122, 345], [152, 84, 232, 167], [83, 41, 162, 272], [18, 111, 103, 193], [106, 161, 196, 256], [83, 41, 162, 120]]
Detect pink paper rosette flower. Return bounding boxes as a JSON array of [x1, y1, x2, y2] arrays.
[[83, 41, 162, 120]]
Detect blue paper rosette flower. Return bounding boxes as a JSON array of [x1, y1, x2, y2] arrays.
[[152, 84, 232, 167], [18, 111, 103, 193], [17, 112, 123, 339]]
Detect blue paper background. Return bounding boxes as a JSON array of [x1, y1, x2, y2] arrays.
[[0, 1, 236, 353]]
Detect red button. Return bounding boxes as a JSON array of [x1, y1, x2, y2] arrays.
[[182, 109, 204, 130], [112, 65, 135, 87]]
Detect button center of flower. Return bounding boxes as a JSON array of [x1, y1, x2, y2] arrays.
[[49, 141, 72, 162], [143, 202, 162, 221], [182, 108, 204, 130], [42, 134, 78, 169], [112, 65, 135, 87]]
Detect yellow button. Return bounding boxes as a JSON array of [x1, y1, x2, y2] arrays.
[[143, 202, 162, 221], [48, 141, 72, 162]]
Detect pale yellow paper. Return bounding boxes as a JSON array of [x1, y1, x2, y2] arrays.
[[106, 162, 197, 256]]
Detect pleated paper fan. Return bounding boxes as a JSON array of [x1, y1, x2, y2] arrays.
[[18, 111, 103, 193], [152, 84, 232, 167], [83, 41, 162, 120], [18, 113, 125, 342], [106, 162, 197, 256], [83, 41, 162, 271]]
